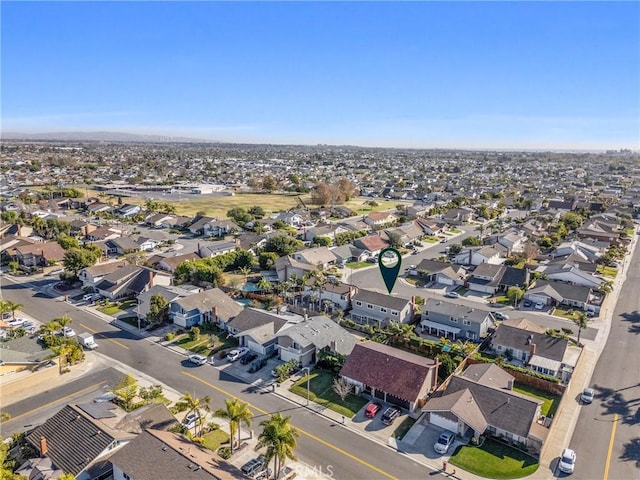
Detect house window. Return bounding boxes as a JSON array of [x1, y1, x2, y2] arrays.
[[355, 301, 362, 307], [450, 317, 458, 323], [380, 307, 387, 313], [391, 311, 398, 316], [367, 304, 373, 309]]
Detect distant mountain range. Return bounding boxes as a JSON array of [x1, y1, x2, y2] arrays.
[[1, 131, 216, 143]]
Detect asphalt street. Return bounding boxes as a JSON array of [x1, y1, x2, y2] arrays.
[[1, 276, 432, 480], [568, 240, 640, 479]]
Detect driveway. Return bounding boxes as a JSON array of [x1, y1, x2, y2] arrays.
[[397, 421, 464, 462], [349, 401, 407, 445]]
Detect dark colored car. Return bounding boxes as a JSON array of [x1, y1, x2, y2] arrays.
[[241, 457, 266, 476], [523, 300, 532, 308], [364, 402, 382, 418], [381, 406, 401, 425], [240, 352, 258, 365], [248, 357, 268, 373]]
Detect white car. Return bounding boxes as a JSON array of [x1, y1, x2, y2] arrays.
[[558, 448, 576, 474], [182, 412, 200, 429], [434, 430, 456, 454], [492, 311, 509, 321], [6, 318, 25, 328], [534, 302, 545, 310], [580, 387, 595, 404], [187, 354, 208, 366], [445, 291, 459, 299], [62, 327, 76, 337], [226, 347, 250, 362]]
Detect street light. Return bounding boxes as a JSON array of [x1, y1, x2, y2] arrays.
[[301, 367, 310, 406]]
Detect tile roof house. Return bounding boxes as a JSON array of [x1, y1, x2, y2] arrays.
[[291, 246, 337, 270], [415, 259, 465, 286], [420, 298, 495, 341], [340, 341, 439, 411], [350, 289, 414, 327], [109, 429, 241, 480], [187, 215, 217, 236], [276, 314, 356, 366], [12, 241, 66, 267], [353, 234, 390, 256], [422, 363, 548, 455], [170, 288, 243, 329], [23, 404, 135, 479], [226, 308, 291, 355], [276, 255, 319, 282], [155, 252, 201, 273], [363, 211, 397, 228], [488, 322, 579, 383]]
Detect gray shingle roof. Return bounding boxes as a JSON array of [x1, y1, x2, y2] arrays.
[[226, 308, 288, 334], [352, 289, 411, 311], [173, 288, 243, 321], [277, 315, 356, 356], [491, 324, 568, 362], [423, 298, 491, 324]]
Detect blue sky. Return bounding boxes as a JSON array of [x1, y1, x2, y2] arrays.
[[2, 1, 639, 150]]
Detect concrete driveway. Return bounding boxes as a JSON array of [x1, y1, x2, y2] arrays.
[[349, 401, 405, 445], [397, 421, 464, 462]]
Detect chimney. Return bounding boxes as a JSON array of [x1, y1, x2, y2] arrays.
[[40, 436, 48, 456], [507, 379, 514, 390], [529, 343, 536, 359], [148, 270, 154, 288], [213, 305, 218, 322]]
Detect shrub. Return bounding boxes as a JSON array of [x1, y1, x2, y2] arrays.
[[217, 446, 232, 459], [165, 332, 175, 341]]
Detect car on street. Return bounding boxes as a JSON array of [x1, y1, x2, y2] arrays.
[[182, 412, 200, 430], [558, 448, 576, 474], [187, 354, 208, 366], [364, 402, 382, 418], [6, 318, 25, 328], [444, 291, 459, 299], [62, 327, 76, 337], [241, 457, 266, 476], [580, 387, 595, 404], [492, 311, 509, 321], [381, 406, 401, 425], [534, 302, 545, 310], [240, 352, 258, 365], [226, 347, 250, 362], [523, 300, 532, 308], [434, 430, 456, 454]]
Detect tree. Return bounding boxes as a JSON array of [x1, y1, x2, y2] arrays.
[[227, 207, 253, 225], [506, 286, 524, 307], [311, 182, 333, 205], [174, 393, 212, 437], [257, 278, 273, 293], [522, 242, 540, 264], [387, 231, 403, 248], [336, 178, 357, 201], [57, 235, 80, 250], [264, 235, 302, 256], [111, 374, 139, 411], [4, 301, 22, 320], [138, 385, 163, 404], [258, 252, 279, 270], [262, 175, 278, 192], [598, 280, 614, 295], [248, 205, 266, 219], [255, 413, 299, 480], [332, 377, 354, 401], [63, 247, 98, 277], [215, 398, 252, 453], [146, 294, 169, 325], [461, 236, 482, 247], [52, 314, 72, 329], [239, 265, 252, 283], [189, 326, 201, 341], [573, 312, 589, 346], [449, 243, 463, 255], [312, 236, 332, 247]]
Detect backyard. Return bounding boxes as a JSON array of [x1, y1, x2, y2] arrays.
[[290, 370, 368, 418], [448, 438, 539, 479], [512, 384, 560, 417], [597, 265, 618, 278]]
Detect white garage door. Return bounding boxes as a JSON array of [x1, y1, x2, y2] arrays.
[[280, 349, 299, 363], [429, 413, 458, 433], [246, 340, 265, 355]]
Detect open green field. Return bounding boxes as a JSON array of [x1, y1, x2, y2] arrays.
[[448, 438, 539, 479]]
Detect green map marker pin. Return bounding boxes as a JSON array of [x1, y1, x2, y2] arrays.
[[378, 247, 402, 294]]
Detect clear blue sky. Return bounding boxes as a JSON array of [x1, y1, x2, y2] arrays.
[[2, 1, 639, 150]]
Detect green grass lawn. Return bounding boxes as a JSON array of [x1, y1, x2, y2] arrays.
[[448, 438, 539, 479], [201, 429, 230, 451], [422, 236, 439, 243], [345, 261, 372, 269], [97, 299, 138, 316], [392, 417, 416, 440], [597, 265, 618, 278], [512, 384, 560, 417], [290, 370, 368, 417], [551, 307, 580, 321], [172, 329, 238, 356]]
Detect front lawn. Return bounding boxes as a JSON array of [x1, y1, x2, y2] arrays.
[[448, 438, 539, 479], [201, 429, 230, 452], [97, 299, 137, 316], [422, 236, 439, 243], [551, 307, 580, 321], [172, 327, 238, 356], [290, 370, 368, 418], [596, 265, 618, 278], [512, 384, 560, 417], [345, 261, 372, 270]]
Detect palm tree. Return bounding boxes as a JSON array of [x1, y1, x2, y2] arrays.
[[257, 278, 273, 294], [573, 312, 589, 346], [598, 280, 614, 296], [239, 265, 252, 284], [53, 314, 73, 329], [215, 398, 252, 453], [255, 412, 299, 479], [5, 301, 23, 320], [174, 393, 212, 437]]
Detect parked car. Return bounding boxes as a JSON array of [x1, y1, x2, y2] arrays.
[[47, 268, 64, 276], [240, 352, 258, 365], [364, 402, 382, 418], [6, 318, 25, 328], [187, 354, 208, 366], [434, 430, 456, 454], [381, 406, 401, 425], [62, 326, 76, 337], [241, 457, 266, 476], [534, 302, 545, 310], [445, 291, 459, 299], [580, 387, 595, 404], [558, 448, 576, 474], [182, 412, 200, 430], [255, 468, 272, 480], [523, 300, 532, 308], [226, 347, 250, 362], [248, 357, 268, 373], [93, 392, 118, 403], [492, 311, 509, 321]]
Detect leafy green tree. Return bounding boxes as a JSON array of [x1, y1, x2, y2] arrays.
[[506, 286, 524, 306], [189, 326, 201, 341], [63, 247, 98, 277], [448, 243, 462, 255], [57, 235, 80, 250], [139, 385, 164, 404], [248, 206, 266, 219], [262, 175, 278, 192], [255, 412, 299, 479], [561, 212, 584, 230], [264, 235, 302, 256], [462, 236, 482, 247], [146, 294, 169, 325], [258, 252, 279, 270], [52, 314, 72, 329], [312, 236, 332, 247], [215, 399, 252, 453], [4, 301, 23, 320], [386, 231, 403, 248], [111, 374, 139, 411], [227, 207, 253, 224]]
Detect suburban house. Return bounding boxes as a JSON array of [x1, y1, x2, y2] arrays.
[[272, 211, 305, 227], [384, 222, 424, 246], [236, 233, 268, 254], [170, 288, 243, 328], [363, 211, 397, 228], [198, 240, 238, 258], [79, 260, 129, 290], [187, 215, 217, 236], [415, 259, 465, 286], [420, 298, 495, 341], [488, 320, 580, 383], [276, 315, 356, 366], [135, 236, 164, 252], [117, 204, 141, 217], [486, 232, 527, 254], [453, 246, 503, 266], [291, 246, 337, 270], [225, 308, 290, 355], [135, 285, 197, 321], [551, 240, 603, 262], [85, 226, 124, 242], [202, 219, 237, 238], [0, 336, 56, 376], [303, 223, 349, 243], [353, 234, 390, 257], [442, 207, 474, 225], [155, 252, 201, 273], [109, 429, 241, 480], [102, 236, 142, 255], [304, 280, 356, 311], [416, 218, 447, 236], [11, 241, 66, 267], [422, 363, 548, 455], [276, 255, 319, 282], [145, 213, 175, 228], [350, 289, 414, 327], [577, 220, 621, 245], [466, 263, 530, 295], [94, 265, 171, 300], [330, 244, 369, 266], [547, 253, 598, 274], [340, 341, 439, 410], [523, 280, 599, 311], [21, 404, 135, 480], [539, 263, 604, 289]]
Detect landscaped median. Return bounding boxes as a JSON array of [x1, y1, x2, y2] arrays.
[[289, 370, 368, 417], [448, 438, 539, 479]]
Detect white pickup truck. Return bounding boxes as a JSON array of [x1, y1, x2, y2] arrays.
[[78, 332, 98, 350]]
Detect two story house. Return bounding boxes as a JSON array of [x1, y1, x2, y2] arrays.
[[170, 288, 243, 328], [350, 289, 413, 327], [420, 298, 495, 341]]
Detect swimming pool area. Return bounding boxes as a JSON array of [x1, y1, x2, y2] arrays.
[[239, 283, 261, 292]]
